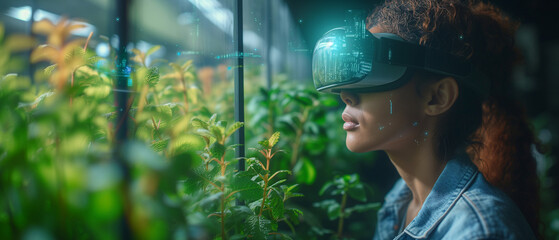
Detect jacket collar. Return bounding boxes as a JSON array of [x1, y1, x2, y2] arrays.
[[382, 153, 479, 239], [404, 153, 478, 238]]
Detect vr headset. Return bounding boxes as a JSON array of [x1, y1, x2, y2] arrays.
[[312, 20, 486, 95]]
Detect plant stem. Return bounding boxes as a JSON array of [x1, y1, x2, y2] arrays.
[[266, 149, 271, 170], [114, 95, 135, 135], [221, 182, 227, 240], [136, 85, 149, 116], [220, 156, 227, 240], [259, 150, 272, 216], [336, 193, 348, 239], [150, 116, 162, 140], [259, 174, 269, 217], [290, 108, 309, 167]]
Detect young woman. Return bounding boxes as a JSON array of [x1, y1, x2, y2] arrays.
[[314, 0, 541, 239]]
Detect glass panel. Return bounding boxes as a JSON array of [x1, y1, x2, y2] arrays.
[[0, 0, 326, 239]]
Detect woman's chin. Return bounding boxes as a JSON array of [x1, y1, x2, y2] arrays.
[[345, 136, 373, 153]]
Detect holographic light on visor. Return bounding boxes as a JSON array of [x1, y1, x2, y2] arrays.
[[312, 26, 475, 94], [312, 27, 373, 92]]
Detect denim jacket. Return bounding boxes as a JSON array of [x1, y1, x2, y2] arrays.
[[373, 154, 535, 240]]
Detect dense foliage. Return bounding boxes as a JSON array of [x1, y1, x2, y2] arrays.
[[0, 19, 383, 240], [1, 18, 557, 240]]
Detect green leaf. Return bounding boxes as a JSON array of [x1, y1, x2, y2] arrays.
[[209, 142, 225, 160], [145, 66, 160, 87], [209, 114, 217, 125], [146, 45, 161, 58], [345, 203, 381, 216], [247, 215, 271, 240], [231, 171, 263, 201], [313, 200, 340, 221], [226, 122, 244, 138], [198, 192, 223, 209], [169, 62, 182, 73], [191, 117, 209, 129], [293, 158, 316, 185], [304, 122, 319, 135], [194, 128, 213, 140], [246, 161, 266, 175], [248, 199, 263, 213], [318, 182, 333, 196], [326, 204, 341, 220], [269, 179, 287, 189], [155, 105, 173, 120], [293, 95, 312, 106], [180, 166, 220, 194], [226, 144, 243, 151], [320, 96, 339, 107], [17, 91, 55, 109], [284, 184, 299, 194], [258, 139, 269, 149], [210, 125, 224, 143], [347, 182, 366, 202], [281, 184, 304, 200], [150, 138, 169, 152], [286, 208, 303, 225], [44, 64, 57, 76], [272, 170, 291, 177], [226, 206, 253, 232], [217, 120, 227, 129], [181, 59, 193, 71], [268, 131, 280, 148], [269, 191, 284, 220]]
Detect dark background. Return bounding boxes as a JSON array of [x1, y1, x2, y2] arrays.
[[285, 0, 559, 237]]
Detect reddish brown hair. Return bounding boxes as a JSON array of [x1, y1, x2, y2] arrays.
[[368, 0, 542, 237]]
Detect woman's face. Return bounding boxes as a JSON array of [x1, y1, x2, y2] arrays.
[[340, 79, 430, 153], [340, 25, 433, 153]]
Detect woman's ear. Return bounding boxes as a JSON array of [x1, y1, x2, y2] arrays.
[[424, 77, 459, 116]]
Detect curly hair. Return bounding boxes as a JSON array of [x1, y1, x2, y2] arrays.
[[368, 0, 542, 237]]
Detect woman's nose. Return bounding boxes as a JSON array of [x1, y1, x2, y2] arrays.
[[340, 91, 359, 106]]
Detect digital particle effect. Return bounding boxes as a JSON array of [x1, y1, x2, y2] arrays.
[[215, 51, 262, 60]]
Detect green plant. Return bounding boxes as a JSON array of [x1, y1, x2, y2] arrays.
[[314, 174, 380, 240], [247, 81, 339, 185], [1, 17, 386, 240], [245, 79, 385, 240], [0, 18, 208, 239], [182, 122, 303, 239], [242, 132, 304, 238]]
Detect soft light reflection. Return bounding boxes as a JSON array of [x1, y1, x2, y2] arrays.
[[95, 42, 110, 58], [6, 6, 32, 21], [6, 6, 96, 37], [188, 0, 233, 36]]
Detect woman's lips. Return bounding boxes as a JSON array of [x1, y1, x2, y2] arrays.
[[343, 122, 360, 131], [342, 112, 360, 131]]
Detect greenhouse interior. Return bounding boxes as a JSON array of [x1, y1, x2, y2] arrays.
[[1, 0, 558, 239]]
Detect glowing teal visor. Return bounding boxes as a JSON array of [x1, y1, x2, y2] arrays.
[[312, 27, 473, 94]]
